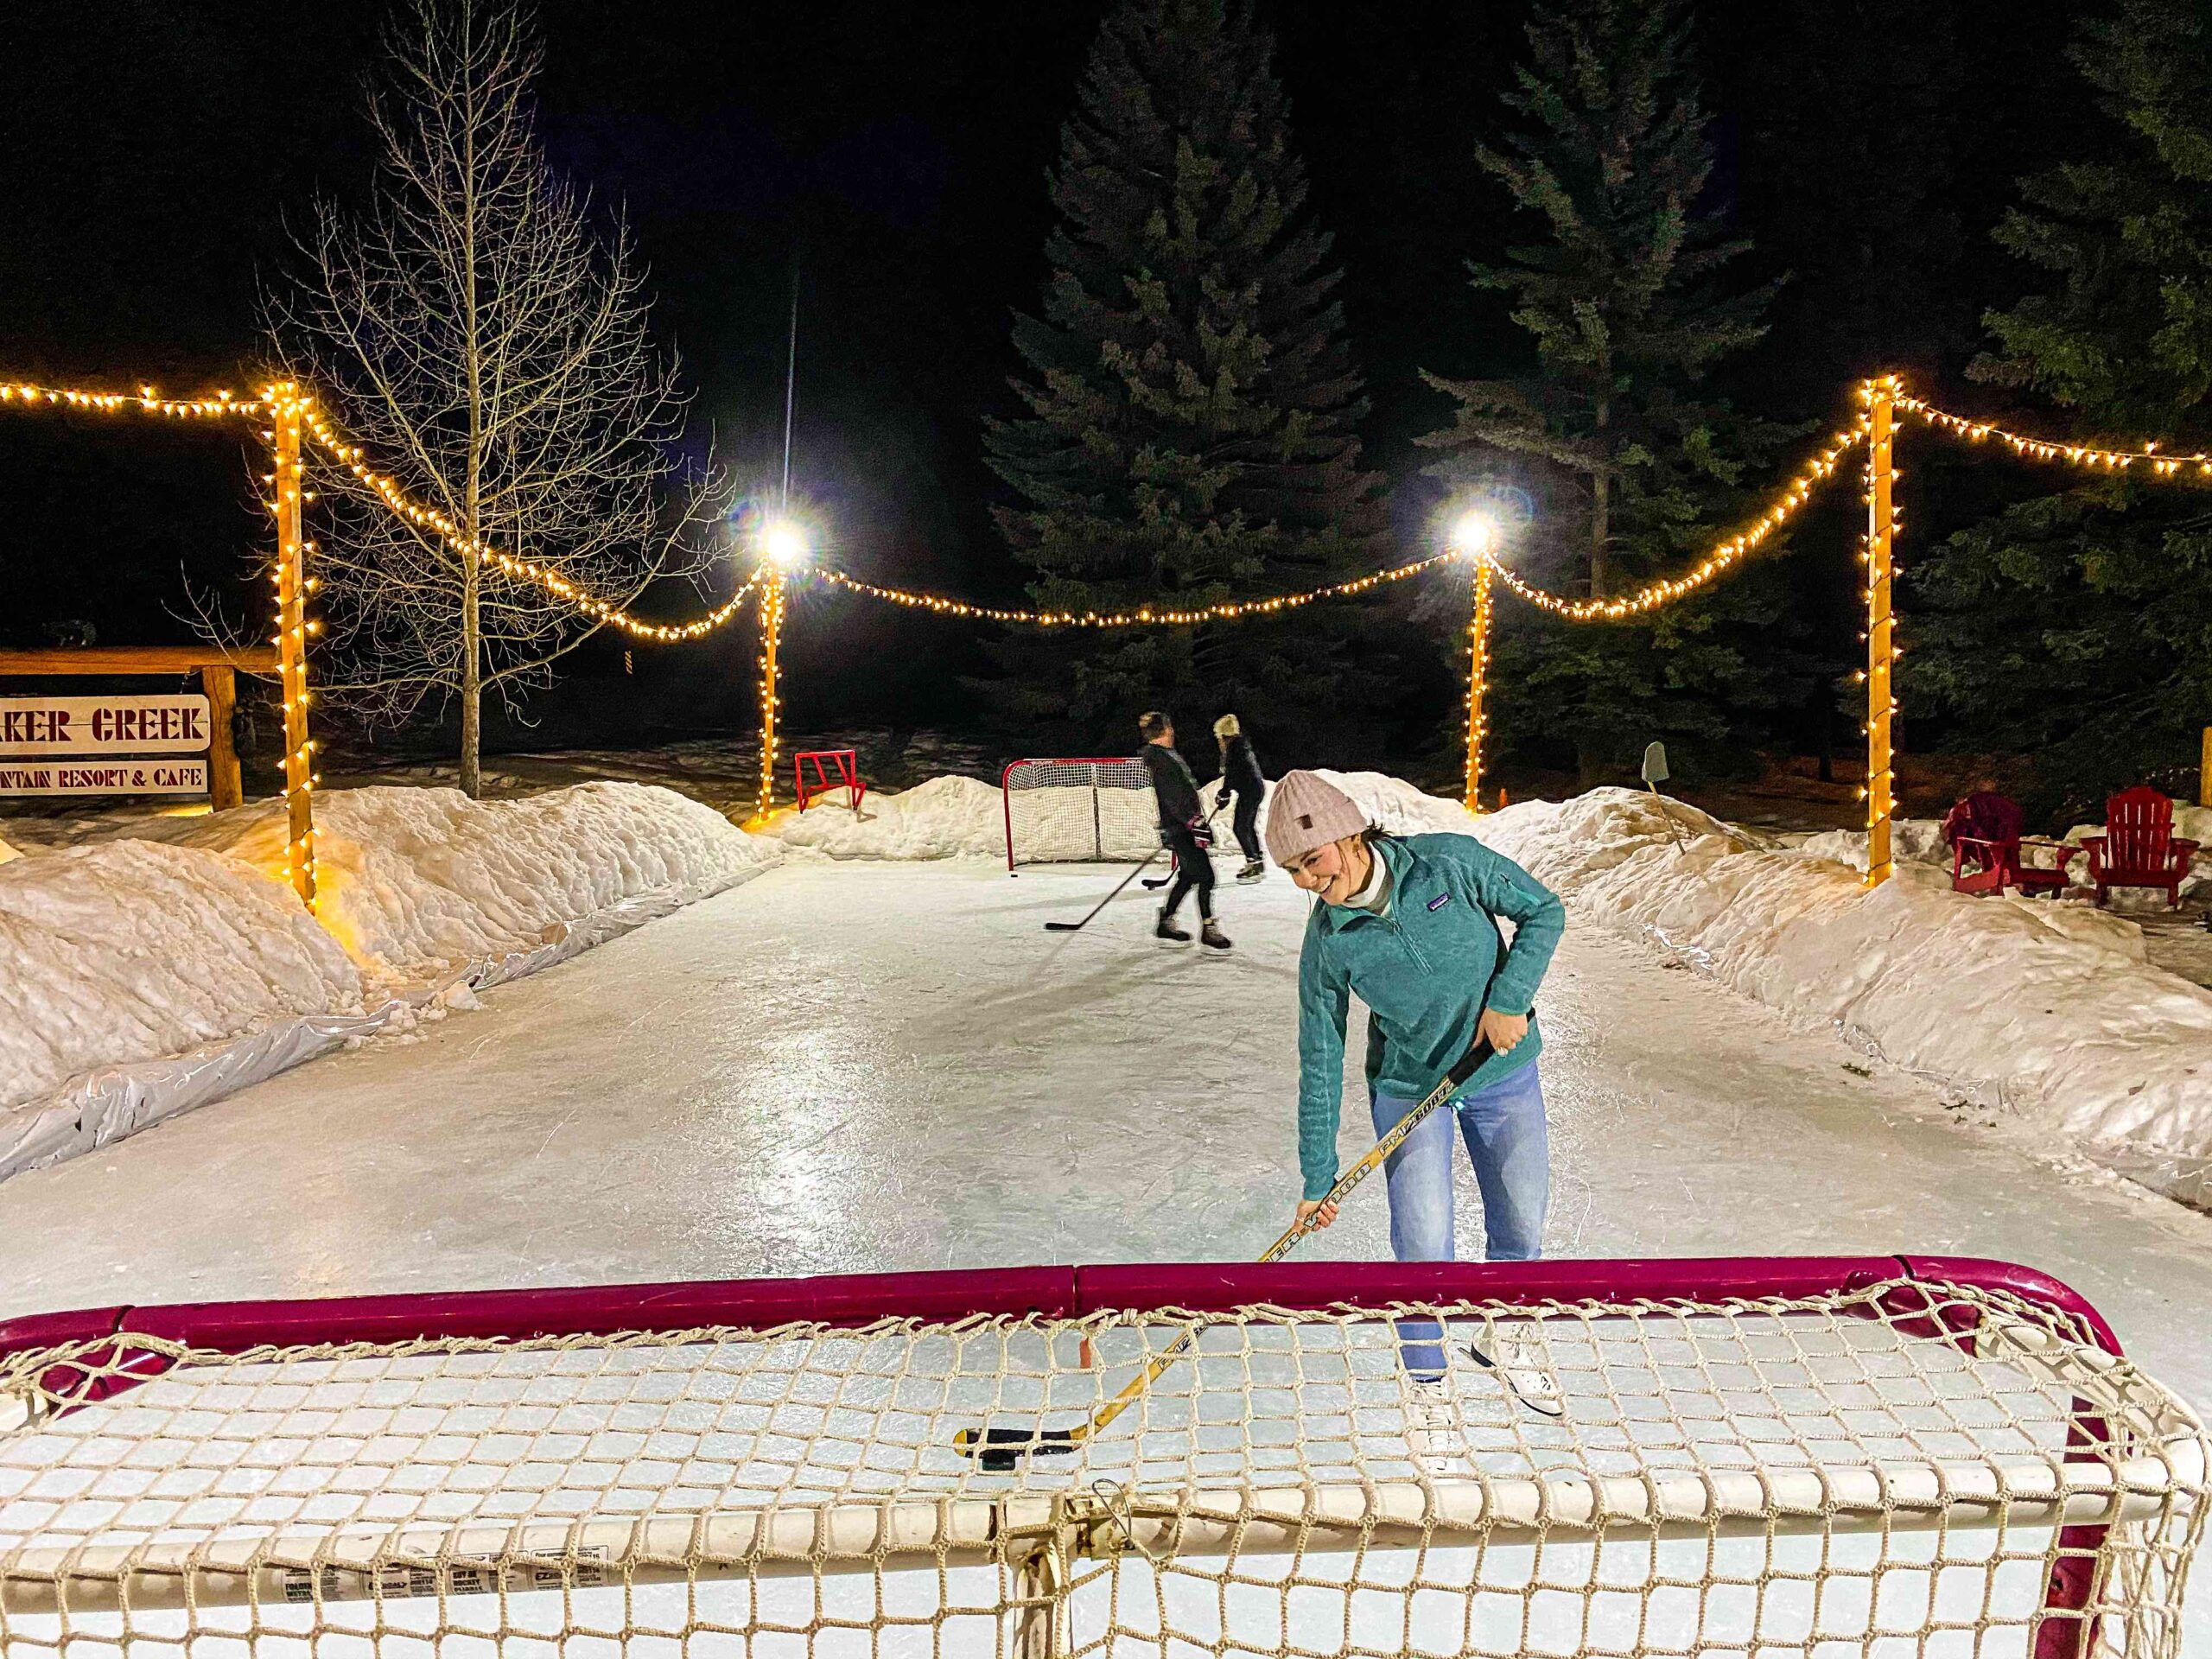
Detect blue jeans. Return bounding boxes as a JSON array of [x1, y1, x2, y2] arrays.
[[1370, 1062, 1549, 1376]]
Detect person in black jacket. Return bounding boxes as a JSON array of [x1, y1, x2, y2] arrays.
[[1138, 710, 1230, 950], [1212, 713, 1267, 883]]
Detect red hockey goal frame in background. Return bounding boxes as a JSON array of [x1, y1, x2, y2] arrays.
[[1001, 754, 1154, 873]]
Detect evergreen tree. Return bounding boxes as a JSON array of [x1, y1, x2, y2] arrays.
[[1904, 0, 2212, 820], [1418, 0, 1802, 784], [980, 0, 1388, 761]]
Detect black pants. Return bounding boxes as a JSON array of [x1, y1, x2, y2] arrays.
[[1229, 790, 1262, 862], [1161, 825, 1216, 920]]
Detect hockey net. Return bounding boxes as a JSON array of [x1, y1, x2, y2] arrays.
[[1002, 757, 1158, 871], [0, 1257, 2202, 1658]]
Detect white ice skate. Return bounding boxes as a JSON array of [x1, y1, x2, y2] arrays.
[[1465, 1320, 1565, 1418], [1406, 1376, 1471, 1470]]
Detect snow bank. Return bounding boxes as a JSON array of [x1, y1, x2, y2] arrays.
[[171, 782, 779, 985], [766, 775, 1006, 861], [0, 838, 361, 1117], [1458, 785, 2212, 1204], [0, 782, 781, 1180], [1796, 819, 1948, 869]]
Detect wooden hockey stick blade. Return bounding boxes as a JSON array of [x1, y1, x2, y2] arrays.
[[1464, 1339, 1567, 1418]]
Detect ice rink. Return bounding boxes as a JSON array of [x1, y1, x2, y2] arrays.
[[2, 855, 2208, 1402], [5, 852, 2212, 1648]]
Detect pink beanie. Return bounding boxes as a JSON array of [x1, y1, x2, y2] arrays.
[[1265, 770, 1370, 866]]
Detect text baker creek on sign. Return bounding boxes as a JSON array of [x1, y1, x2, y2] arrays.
[[0, 694, 214, 797]]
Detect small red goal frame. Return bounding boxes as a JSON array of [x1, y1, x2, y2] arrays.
[[792, 748, 865, 813]]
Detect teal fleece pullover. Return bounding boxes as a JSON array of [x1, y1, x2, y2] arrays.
[[1294, 832, 1565, 1199]]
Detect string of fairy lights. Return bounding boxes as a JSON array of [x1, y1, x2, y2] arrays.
[[264, 386, 319, 906], [1480, 420, 1873, 620], [15, 369, 2212, 895], [1896, 389, 2212, 476], [1463, 556, 1493, 811], [813, 552, 1454, 627], [2, 381, 760, 645]]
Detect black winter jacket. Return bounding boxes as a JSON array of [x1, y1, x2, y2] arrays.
[[1141, 742, 1204, 831], [1218, 734, 1265, 798]]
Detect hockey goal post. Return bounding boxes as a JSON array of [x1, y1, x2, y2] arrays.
[[0, 1256, 2202, 1658], [1002, 755, 1158, 873]]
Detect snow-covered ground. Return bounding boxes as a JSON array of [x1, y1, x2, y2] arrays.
[[0, 782, 777, 1178]]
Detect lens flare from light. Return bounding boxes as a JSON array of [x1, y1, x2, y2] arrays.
[[761, 520, 811, 570], [1448, 508, 1499, 557]]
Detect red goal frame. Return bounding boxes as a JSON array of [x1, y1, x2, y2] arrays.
[[0, 1255, 2137, 1657]]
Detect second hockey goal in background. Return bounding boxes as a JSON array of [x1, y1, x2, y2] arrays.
[[1002, 755, 1159, 872]]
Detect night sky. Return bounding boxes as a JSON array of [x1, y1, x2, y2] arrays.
[[0, 0, 2083, 760]]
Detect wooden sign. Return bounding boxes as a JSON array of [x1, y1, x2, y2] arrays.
[[0, 759, 209, 795], [0, 694, 213, 757]]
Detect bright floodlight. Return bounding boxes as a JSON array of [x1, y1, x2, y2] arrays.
[[1449, 508, 1499, 556], [761, 520, 811, 570]]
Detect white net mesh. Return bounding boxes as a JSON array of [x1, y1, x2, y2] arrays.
[[1003, 759, 1157, 868], [0, 1273, 2202, 1657]]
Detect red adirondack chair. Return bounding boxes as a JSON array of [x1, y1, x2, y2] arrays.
[[2080, 785, 2199, 907], [1942, 791, 2074, 898]]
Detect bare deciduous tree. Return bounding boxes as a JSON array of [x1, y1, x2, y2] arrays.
[[272, 0, 715, 795]]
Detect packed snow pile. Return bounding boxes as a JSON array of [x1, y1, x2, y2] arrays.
[[1796, 819, 1948, 869], [767, 775, 1007, 861], [0, 835, 16, 867], [0, 837, 361, 1114], [171, 783, 779, 985], [1465, 785, 2212, 1198], [0, 781, 779, 1179]]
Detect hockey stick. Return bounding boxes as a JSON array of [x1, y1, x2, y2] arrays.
[[1142, 795, 1230, 890], [956, 1029, 1502, 1470], [1043, 845, 1166, 931]]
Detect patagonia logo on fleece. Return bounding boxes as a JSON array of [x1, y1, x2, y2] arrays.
[[1427, 893, 1451, 912]]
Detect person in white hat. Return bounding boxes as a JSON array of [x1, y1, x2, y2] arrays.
[[1211, 714, 1267, 883], [1265, 769, 1567, 1434]]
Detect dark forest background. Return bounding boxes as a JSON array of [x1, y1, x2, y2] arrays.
[[0, 0, 2145, 811]]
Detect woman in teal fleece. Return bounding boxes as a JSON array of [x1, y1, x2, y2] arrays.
[[1266, 769, 1566, 1270]]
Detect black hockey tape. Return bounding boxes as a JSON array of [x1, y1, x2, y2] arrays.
[[954, 1424, 1080, 1471]]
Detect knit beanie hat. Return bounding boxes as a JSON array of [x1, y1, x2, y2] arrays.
[[1213, 714, 1240, 739], [1264, 770, 1370, 867]]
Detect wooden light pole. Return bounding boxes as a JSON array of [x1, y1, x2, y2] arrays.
[[1464, 555, 1492, 813], [754, 565, 785, 823], [1865, 380, 1898, 889], [273, 388, 316, 908]]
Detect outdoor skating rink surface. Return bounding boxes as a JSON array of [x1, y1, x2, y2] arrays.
[[3, 855, 2209, 1379], [5, 856, 2212, 1646]]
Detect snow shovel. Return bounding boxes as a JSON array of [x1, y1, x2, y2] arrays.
[[1641, 741, 1690, 852], [954, 1027, 1503, 1471]]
